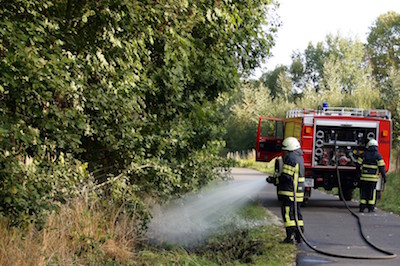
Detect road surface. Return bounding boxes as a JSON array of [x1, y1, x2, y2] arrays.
[[231, 168, 400, 266]]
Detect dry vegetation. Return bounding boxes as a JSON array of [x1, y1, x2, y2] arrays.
[[0, 197, 138, 266], [0, 196, 296, 266]]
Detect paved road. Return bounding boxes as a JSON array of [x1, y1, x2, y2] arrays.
[[231, 168, 400, 266]]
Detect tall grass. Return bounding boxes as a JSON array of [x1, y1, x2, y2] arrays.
[[0, 197, 138, 266], [377, 148, 400, 214], [0, 196, 296, 266], [377, 172, 400, 214]]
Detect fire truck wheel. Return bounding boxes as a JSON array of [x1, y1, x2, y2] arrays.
[[302, 190, 311, 206], [339, 187, 354, 201], [301, 198, 309, 207]]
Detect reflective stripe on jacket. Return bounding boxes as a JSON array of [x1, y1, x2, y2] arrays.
[[357, 146, 386, 182], [278, 149, 305, 202]]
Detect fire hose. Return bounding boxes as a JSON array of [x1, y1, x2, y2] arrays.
[[292, 132, 397, 260]]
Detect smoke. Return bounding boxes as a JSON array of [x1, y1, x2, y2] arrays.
[[147, 178, 269, 247]]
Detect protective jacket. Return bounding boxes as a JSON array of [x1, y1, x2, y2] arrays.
[[277, 149, 305, 202], [357, 146, 386, 183]]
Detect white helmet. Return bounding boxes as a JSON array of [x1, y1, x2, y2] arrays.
[[282, 137, 301, 151], [367, 139, 378, 148]]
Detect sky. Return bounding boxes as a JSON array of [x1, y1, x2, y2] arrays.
[[253, 0, 400, 78]]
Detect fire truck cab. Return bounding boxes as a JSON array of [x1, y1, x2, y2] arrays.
[[256, 106, 392, 202]]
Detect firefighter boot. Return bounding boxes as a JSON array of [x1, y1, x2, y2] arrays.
[[281, 235, 295, 244], [295, 231, 302, 244], [281, 228, 295, 244], [359, 204, 366, 213], [295, 227, 304, 244], [368, 207, 375, 213]]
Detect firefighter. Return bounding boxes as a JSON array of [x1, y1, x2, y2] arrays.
[[278, 137, 305, 244], [357, 139, 387, 213]]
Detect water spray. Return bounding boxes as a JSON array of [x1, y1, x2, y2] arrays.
[[147, 176, 268, 247]]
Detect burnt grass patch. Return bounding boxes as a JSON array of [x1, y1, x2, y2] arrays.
[[191, 226, 265, 264]]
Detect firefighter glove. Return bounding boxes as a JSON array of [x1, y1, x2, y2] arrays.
[[266, 176, 277, 184]]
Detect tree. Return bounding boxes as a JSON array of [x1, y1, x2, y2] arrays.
[[366, 11, 400, 84], [289, 41, 328, 92], [366, 11, 400, 167], [324, 34, 373, 95], [287, 34, 374, 97], [223, 80, 295, 153], [382, 69, 400, 145], [259, 65, 287, 99], [296, 34, 379, 109], [0, 0, 278, 225]]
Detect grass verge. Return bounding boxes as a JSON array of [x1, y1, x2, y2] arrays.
[[0, 198, 296, 265], [231, 150, 275, 174], [377, 172, 400, 215], [138, 201, 296, 266], [0, 198, 139, 266]]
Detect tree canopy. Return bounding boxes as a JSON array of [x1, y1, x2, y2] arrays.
[[0, 0, 278, 225], [224, 33, 384, 152], [366, 11, 400, 84]]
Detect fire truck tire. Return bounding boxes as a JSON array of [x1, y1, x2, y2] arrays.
[[302, 190, 311, 206], [339, 187, 354, 201]]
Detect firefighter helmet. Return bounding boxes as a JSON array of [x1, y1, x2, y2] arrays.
[[282, 137, 301, 151], [367, 139, 378, 148]]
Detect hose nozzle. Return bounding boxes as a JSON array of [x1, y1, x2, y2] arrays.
[[266, 176, 276, 184]]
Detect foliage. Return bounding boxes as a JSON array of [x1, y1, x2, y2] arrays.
[[383, 69, 400, 145], [366, 172, 400, 215], [222, 82, 295, 152], [0, 151, 89, 226], [295, 34, 375, 97], [290, 41, 328, 92], [232, 150, 275, 174], [299, 40, 380, 110], [324, 35, 373, 94], [195, 227, 267, 265], [259, 65, 288, 99], [0, 0, 278, 225], [366, 12, 400, 147], [366, 11, 400, 84]]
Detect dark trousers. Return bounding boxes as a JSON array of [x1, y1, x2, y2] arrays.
[[281, 197, 303, 238], [360, 181, 377, 210]]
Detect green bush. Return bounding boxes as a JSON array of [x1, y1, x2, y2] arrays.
[[0, 0, 276, 226], [0, 152, 88, 226]]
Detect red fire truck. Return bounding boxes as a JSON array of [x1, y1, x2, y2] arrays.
[[256, 107, 392, 202]]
